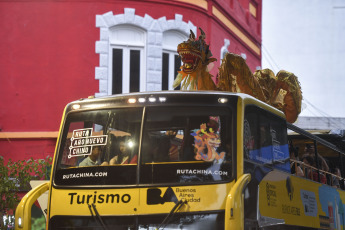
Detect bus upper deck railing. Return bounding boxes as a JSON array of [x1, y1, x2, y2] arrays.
[[290, 159, 344, 188]]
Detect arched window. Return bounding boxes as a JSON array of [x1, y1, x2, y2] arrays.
[[162, 30, 188, 90], [109, 25, 146, 94], [95, 9, 196, 97]]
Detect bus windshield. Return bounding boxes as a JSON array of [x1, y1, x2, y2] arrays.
[[54, 106, 233, 186]]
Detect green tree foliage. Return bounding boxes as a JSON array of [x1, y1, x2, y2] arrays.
[[0, 156, 52, 229]]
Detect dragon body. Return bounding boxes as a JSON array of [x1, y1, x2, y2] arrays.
[[174, 28, 302, 123]]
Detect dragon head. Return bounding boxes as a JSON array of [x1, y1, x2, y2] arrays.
[[177, 28, 216, 74]]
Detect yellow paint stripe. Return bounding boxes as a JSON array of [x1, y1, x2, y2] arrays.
[[0, 132, 59, 139], [175, 0, 208, 10], [174, 1, 260, 55], [212, 6, 261, 55], [249, 3, 257, 17]]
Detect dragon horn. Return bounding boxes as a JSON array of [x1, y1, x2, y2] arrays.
[[189, 30, 196, 41], [199, 27, 206, 41]]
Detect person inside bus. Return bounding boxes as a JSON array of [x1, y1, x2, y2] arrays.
[[101, 133, 117, 163], [302, 155, 326, 184], [109, 137, 137, 164], [79, 146, 109, 167], [166, 130, 181, 161], [289, 146, 304, 177], [332, 167, 342, 188], [153, 135, 171, 162], [304, 143, 329, 172]]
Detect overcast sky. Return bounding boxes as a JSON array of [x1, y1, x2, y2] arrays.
[[262, 0, 345, 118]]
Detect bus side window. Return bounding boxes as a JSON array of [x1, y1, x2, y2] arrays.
[[142, 131, 176, 163], [244, 106, 290, 172], [269, 115, 289, 172], [166, 130, 183, 161], [152, 134, 171, 162], [244, 107, 266, 163], [148, 130, 183, 162]]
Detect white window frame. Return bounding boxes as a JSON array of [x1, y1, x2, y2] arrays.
[[95, 9, 196, 97], [162, 50, 182, 90], [109, 45, 145, 94], [162, 30, 187, 90], [108, 24, 146, 94]]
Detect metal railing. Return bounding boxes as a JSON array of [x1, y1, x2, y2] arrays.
[[290, 159, 344, 188]]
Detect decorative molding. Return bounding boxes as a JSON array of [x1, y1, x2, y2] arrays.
[[95, 8, 196, 97]]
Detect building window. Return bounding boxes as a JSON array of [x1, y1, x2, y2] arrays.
[[112, 49, 123, 94], [130, 50, 140, 92], [95, 9, 196, 97], [162, 52, 181, 90], [162, 53, 169, 90], [108, 25, 145, 94], [112, 48, 142, 94], [162, 30, 186, 90]]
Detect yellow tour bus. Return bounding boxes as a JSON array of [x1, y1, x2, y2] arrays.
[[15, 91, 345, 229]]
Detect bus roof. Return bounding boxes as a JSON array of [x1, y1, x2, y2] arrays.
[[67, 90, 285, 118]]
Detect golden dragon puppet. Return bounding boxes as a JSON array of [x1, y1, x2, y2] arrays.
[[173, 28, 302, 123]]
